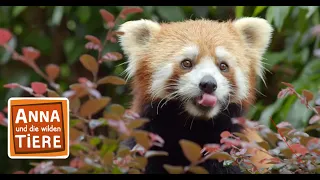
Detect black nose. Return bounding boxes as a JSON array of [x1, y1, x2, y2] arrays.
[[199, 75, 217, 94]]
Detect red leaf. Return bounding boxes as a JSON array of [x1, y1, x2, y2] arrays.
[[99, 9, 115, 28], [309, 115, 320, 124], [290, 144, 309, 156], [281, 82, 294, 88], [22, 47, 40, 61], [149, 133, 165, 145], [85, 35, 101, 46], [0, 28, 12, 45], [231, 117, 246, 125], [70, 157, 85, 168], [259, 158, 268, 164], [0, 112, 4, 120], [267, 157, 281, 164], [78, 77, 89, 84], [3, 83, 20, 89], [107, 119, 131, 136], [277, 88, 294, 99], [31, 82, 47, 95], [315, 106, 320, 114], [307, 138, 320, 149], [120, 7, 143, 19], [102, 52, 123, 61], [302, 90, 314, 102], [3, 107, 8, 113], [45, 64, 60, 81], [220, 138, 241, 147], [110, 37, 117, 43], [276, 121, 292, 129], [85, 42, 102, 51], [220, 131, 232, 138], [311, 25, 320, 36], [203, 144, 221, 153], [235, 148, 247, 156], [0, 112, 7, 127], [123, 110, 140, 120]]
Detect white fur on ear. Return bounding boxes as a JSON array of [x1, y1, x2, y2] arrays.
[[233, 17, 273, 56], [117, 19, 161, 79]]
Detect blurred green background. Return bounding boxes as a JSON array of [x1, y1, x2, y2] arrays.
[[0, 6, 320, 173]]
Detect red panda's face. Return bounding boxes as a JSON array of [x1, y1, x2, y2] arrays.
[[118, 18, 273, 119]]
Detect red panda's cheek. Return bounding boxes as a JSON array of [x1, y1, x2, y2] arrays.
[[165, 66, 185, 94], [220, 68, 238, 95]]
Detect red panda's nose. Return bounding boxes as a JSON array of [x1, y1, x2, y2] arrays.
[[199, 75, 217, 94]]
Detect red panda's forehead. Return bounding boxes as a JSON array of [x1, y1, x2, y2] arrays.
[[153, 20, 245, 63]]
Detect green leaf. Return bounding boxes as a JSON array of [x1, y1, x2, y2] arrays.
[[252, 6, 267, 17], [133, 130, 151, 150], [299, 6, 318, 19], [266, 6, 274, 24], [80, 54, 99, 74], [103, 152, 114, 165], [286, 98, 314, 128], [12, 6, 27, 17], [179, 139, 202, 163], [109, 104, 125, 116], [77, 6, 91, 24], [192, 6, 209, 17], [111, 167, 123, 174], [257, 140, 270, 150], [89, 137, 101, 146], [97, 76, 126, 85], [51, 6, 64, 26], [0, 36, 17, 65], [235, 6, 244, 18], [233, 132, 249, 142], [188, 166, 209, 174], [156, 6, 185, 22], [208, 152, 233, 161], [70, 119, 81, 127], [268, 6, 291, 31], [163, 164, 184, 174], [79, 97, 111, 117], [127, 118, 149, 129], [63, 38, 84, 65]]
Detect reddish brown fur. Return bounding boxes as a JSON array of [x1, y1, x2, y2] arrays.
[[129, 20, 263, 113], [120, 18, 274, 172]]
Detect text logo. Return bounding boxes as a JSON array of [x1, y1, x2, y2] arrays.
[[8, 97, 69, 159]]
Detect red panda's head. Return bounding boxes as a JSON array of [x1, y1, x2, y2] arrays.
[[118, 18, 273, 119]]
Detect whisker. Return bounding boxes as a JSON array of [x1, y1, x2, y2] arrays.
[[190, 116, 195, 130], [254, 88, 266, 97]]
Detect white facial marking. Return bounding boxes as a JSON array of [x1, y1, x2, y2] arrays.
[[185, 101, 222, 119], [215, 46, 236, 67], [174, 44, 199, 62], [178, 56, 231, 119], [235, 68, 249, 100], [150, 63, 174, 98]]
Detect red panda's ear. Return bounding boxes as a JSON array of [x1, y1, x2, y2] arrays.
[[117, 19, 161, 78], [233, 17, 273, 56]]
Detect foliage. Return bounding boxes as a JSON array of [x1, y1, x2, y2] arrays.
[[0, 6, 320, 174]]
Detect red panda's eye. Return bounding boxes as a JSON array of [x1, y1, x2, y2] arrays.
[[181, 59, 193, 69], [219, 63, 228, 72]]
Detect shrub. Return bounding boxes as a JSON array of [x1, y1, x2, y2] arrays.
[[0, 7, 319, 174]]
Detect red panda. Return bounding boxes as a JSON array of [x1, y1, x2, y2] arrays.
[[117, 17, 274, 174]]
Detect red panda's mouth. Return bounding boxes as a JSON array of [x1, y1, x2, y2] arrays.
[[195, 93, 218, 108]]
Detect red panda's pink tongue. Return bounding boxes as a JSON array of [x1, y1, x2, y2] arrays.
[[197, 93, 217, 107]]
